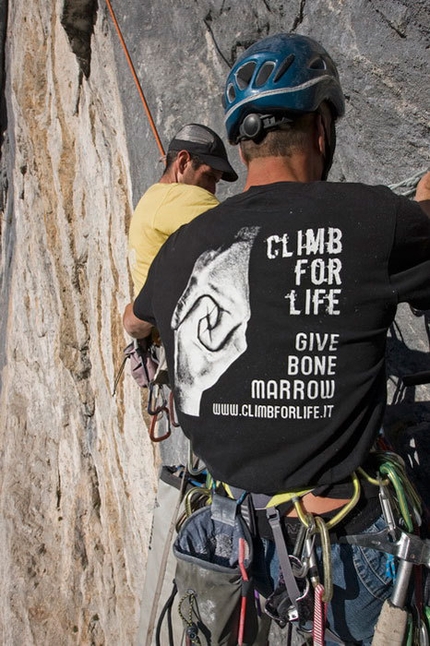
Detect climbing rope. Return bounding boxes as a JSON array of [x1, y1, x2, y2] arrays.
[[105, 0, 165, 158], [388, 169, 427, 197]]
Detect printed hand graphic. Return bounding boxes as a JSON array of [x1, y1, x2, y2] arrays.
[[171, 227, 259, 416]]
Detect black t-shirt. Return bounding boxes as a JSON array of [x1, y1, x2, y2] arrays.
[[134, 182, 430, 494]]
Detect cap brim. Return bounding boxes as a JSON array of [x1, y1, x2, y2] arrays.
[[198, 153, 238, 182]]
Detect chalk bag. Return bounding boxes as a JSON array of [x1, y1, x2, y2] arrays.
[[125, 338, 158, 388], [173, 494, 261, 646]]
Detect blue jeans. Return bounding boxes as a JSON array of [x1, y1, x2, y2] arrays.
[[254, 515, 394, 645]]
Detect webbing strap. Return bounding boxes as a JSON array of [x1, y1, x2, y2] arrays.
[[266, 507, 301, 617], [266, 507, 346, 644]]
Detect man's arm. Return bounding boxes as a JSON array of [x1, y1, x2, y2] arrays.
[[416, 170, 430, 218], [123, 302, 153, 339]]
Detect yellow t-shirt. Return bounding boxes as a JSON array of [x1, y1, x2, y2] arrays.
[[128, 182, 219, 295]]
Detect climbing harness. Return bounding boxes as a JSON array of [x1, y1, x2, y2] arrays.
[[105, 0, 165, 158], [144, 407, 430, 646], [228, 481, 354, 644], [163, 440, 430, 646]]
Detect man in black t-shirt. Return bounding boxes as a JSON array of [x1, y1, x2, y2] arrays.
[[124, 33, 430, 645]]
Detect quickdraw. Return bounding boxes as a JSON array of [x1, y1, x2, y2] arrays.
[[147, 382, 181, 442], [149, 408, 171, 442], [147, 382, 168, 416]]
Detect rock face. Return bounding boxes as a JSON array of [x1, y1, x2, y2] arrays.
[[0, 0, 429, 644], [0, 1, 156, 644]]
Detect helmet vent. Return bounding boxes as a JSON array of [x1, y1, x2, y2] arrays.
[[255, 61, 276, 87], [309, 56, 327, 70], [273, 53, 295, 82], [227, 84, 236, 103], [236, 61, 257, 89]]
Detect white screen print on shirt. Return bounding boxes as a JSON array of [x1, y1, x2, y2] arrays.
[[280, 226, 342, 315], [171, 225, 343, 418], [171, 226, 260, 416], [247, 226, 343, 422]]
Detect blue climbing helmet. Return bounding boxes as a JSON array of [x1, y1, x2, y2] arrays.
[[224, 33, 345, 144]]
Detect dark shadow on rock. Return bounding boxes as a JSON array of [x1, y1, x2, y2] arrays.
[[395, 422, 430, 512], [61, 0, 99, 78], [386, 311, 430, 384], [384, 311, 430, 510]]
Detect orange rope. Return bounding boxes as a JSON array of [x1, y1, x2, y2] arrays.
[[105, 0, 166, 158]]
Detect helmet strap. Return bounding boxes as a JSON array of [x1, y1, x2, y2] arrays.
[[238, 113, 293, 143]]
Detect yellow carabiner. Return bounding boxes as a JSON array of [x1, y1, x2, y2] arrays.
[[315, 516, 333, 603]]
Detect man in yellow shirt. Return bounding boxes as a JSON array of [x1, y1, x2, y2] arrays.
[[128, 123, 238, 295]]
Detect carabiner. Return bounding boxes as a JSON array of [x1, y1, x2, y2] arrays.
[[149, 407, 171, 442], [147, 382, 167, 415], [315, 516, 333, 603], [168, 390, 181, 427]]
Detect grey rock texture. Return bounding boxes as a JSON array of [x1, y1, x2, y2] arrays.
[[113, 0, 430, 202], [0, 0, 429, 644]]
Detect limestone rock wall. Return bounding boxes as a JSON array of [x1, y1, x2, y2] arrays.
[[0, 1, 156, 644], [0, 0, 429, 644]]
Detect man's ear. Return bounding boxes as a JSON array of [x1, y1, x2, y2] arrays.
[[316, 113, 327, 157], [238, 144, 247, 166], [177, 150, 191, 174], [315, 102, 337, 181]]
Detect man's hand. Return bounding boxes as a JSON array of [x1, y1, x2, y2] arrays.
[[416, 171, 430, 218], [171, 226, 260, 416], [123, 302, 153, 339]]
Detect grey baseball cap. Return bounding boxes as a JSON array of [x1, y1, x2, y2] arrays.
[[168, 123, 238, 182]]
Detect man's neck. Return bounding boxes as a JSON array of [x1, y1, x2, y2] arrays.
[[159, 169, 177, 184], [243, 153, 323, 191]]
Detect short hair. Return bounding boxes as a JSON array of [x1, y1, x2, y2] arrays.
[[239, 112, 317, 163], [162, 150, 205, 174]]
